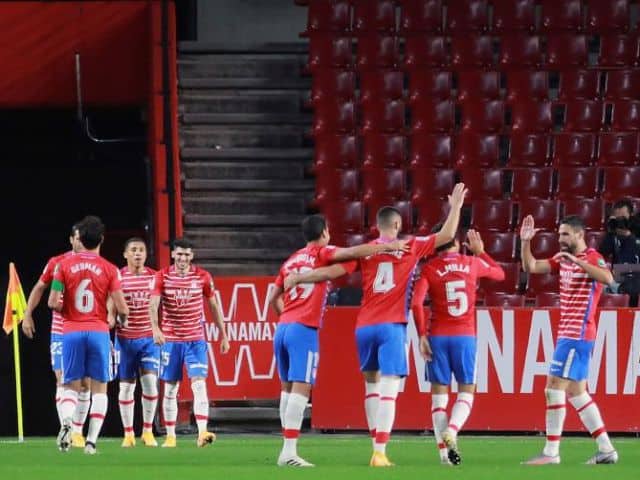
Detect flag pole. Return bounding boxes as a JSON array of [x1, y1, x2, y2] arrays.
[[6, 262, 25, 442], [12, 304, 24, 442]]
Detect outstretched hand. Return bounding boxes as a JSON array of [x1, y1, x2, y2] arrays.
[[464, 229, 484, 255], [448, 183, 468, 210], [553, 251, 578, 265], [519, 215, 540, 242], [284, 274, 299, 291], [385, 239, 410, 253]]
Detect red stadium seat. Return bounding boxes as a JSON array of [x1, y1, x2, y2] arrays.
[[321, 200, 365, 233], [410, 168, 455, 202], [492, 0, 536, 33], [510, 167, 554, 200], [586, 0, 630, 33], [460, 168, 504, 200], [361, 99, 406, 133], [404, 35, 448, 68], [535, 292, 561, 307], [506, 71, 548, 102], [357, 35, 400, 71], [362, 134, 407, 169], [585, 230, 605, 250], [353, 0, 397, 34], [302, 0, 351, 35], [454, 132, 499, 168], [458, 71, 500, 101], [529, 232, 559, 259], [598, 35, 638, 67], [313, 100, 356, 135], [415, 199, 450, 233], [307, 34, 353, 71], [499, 34, 543, 68], [362, 168, 406, 203], [540, 0, 583, 32], [315, 169, 359, 205], [511, 100, 553, 133], [460, 100, 505, 133], [603, 70, 640, 100], [409, 70, 451, 103], [546, 34, 588, 67], [484, 292, 526, 307], [367, 199, 413, 233], [556, 167, 600, 200], [517, 198, 560, 231], [557, 70, 601, 101], [507, 133, 551, 167], [409, 133, 452, 168], [562, 198, 605, 230], [471, 199, 514, 231], [311, 70, 355, 105], [328, 232, 367, 249], [479, 262, 522, 295], [602, 166, 640, 201], [411, 98, 455, 133], [399, 0, 443, 33], [360, 71, 404, 104], [562, 101, 604, 132], [478, 232, 517, 262], [527, 273, 559, 297], [611, 101, 640, 131], [552, 133, 597, 167], [451, 36, 494, 68], [599, 293, 630, 307], [597, 132, 639, 166], [446, 0, 489, 33], [313, 134, 358, 170]]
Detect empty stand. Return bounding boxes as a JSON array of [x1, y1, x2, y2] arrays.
[[458, 70, 500, 101], [471, 199, 513, 231], [602, 166, 640, 200], [561, 198, 605, 230], [454, 132, 499, 168], [604, 70, 640, 100], [479, 262, 521, 294], [409, 70, 452, 102], [361, 99, 405, 133], [511, 100, 553, 132], [312, 99, 355, 134], [315, 169, 359, 205], [508, 133, 550, 167], [409, 133, 453, 168], [498, 34, 543, 67], [362, 168, 406, 202], [552, 133, 597, 166], [360, 70, 404, 103], [302, 0, 351, 35], [598, 34, 638, 67], [535, 292, 561, 307], [311, 70, 355, 104], [415, 199, 450, 233], [411, 98, 455, 132], [307, 33, 353, 71], [507, 70, 549, 102], [556, 166, 600, 199], [510, 167, 554, 200], [517, 198, 560, 231], [585, 230, 606, 249], [599, 293, 630, 307], [492, 0, 536, 33], [313, 135, 358, 170], [477, 232, 516, 262], [460, 168, 504, 200], [362, 134, 406, 169], [586, 0, 630, 33], [356, 35, 400, 70], [460, 100, 505, 133], [484, 292, 526, 307], [598, 132, 639, 166], [322, 201, 365, 233], [410, 167, 455, 202], [399, 0, 443, 33], [451, 35, 494, 68], [526, 272, 559, 297], [446, 0, 488, 33], [561, 100, 604, 132], [611, 100, 640, 130], [546, 34, 588, 67], [404, 35, 448, 68], [540, 0, 583, 32], [353, 0, 397, 34], [529, 231, 559, 258], [557, 70, 601, 101]]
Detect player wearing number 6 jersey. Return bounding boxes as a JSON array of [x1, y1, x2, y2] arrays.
[[411, 228, 504, 465], [287, 183, 468, 467], [48, 216, 129, 455], [270, 214, 409, 467]]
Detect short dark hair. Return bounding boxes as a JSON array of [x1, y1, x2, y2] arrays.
[[172, 238, 193, 250], [613, 199, 634, 214], [560, 215, 585, 232], [70, 222, 80, 237], [431, 222, 456, 252], [77, 216, 105, 249], [124, 237, 146, 251], [301, 214, 327, 242], [376, 206, 402, 229]]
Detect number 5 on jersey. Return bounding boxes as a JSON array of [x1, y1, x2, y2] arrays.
[[445, 280, 468, 317]]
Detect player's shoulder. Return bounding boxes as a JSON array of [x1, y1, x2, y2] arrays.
[[584, 247, 606, 266], [144, 266, 157, 275], [193, 265, 212, 278]]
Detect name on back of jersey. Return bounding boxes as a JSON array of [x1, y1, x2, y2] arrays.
[[70, 262, 103, 275], [436, 263, 471, 277], [284, 253, 317, 270]]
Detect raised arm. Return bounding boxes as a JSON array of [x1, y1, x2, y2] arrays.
[[465, 229, 505, 281], [519, 215, 552, 274], [22, 280, 48, 338], [330, 239, 409, 262], [284, 263, 352, 290], [435, 183, 467, 248]]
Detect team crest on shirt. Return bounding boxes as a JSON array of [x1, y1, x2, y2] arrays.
[[174, 288, 192, 307], [191, 281, 198, 289], [128, 290, 149, 308]]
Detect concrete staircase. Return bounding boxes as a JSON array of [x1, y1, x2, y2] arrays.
[[178, 43, 313, 275]]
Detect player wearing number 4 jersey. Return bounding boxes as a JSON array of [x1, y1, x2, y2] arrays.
[[288, 183, 468, 467], [49, 216, 129, 455], [270, 214, 409, 467], [412, 228, 504, 466], [520, 215, 618, 466]]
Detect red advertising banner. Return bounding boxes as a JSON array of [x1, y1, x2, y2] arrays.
[[313, 307, 640, 432]]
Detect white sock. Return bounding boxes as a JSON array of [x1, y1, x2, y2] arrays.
[[448, 392, 474, 436], [163, 382, 179, 437], [119, 382, 135, 436], [191, 380, 209, 435], [374, 376, 401, 454], [140, 374, 158, 434], [543, 388, 566, 457], [72, 390, 91, 434], [364, 382, 380, 447], [431, 393, 449, 459], [60, 389, 78, 424], [55, 386, 64, 426], [281, 392, 308, 458], [279, 391, 290, 429], [86, 393, 108, 445], [569, 392, 614, 453]]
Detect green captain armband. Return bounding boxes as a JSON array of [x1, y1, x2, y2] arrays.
[[51, 279, 64, 292]]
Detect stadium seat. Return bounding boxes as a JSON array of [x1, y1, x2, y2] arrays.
[[599, 293, 630, 307], [458, 71, 500, 101], [301, 0, 351, 35], [506, 71, 548, 102], [446, 0, 489, 33], [409, 70, 451, 102], [498, 34, 543, 68], [409, 133, 453, 168], [540, 0, 583, 32], [507, 133, 551, 167], [367, 199, 413, 233], [353, 0, 397, 34], [404, 35, 448, 68], [586, 0, 630, 33], [484, 292, 526, 307], [321, 200, 365, 233], [585, 230, 605, 249], [361, 99, 406, 133], [451, 36, 494, 68], [415, 199, 450, 233], [598, 35, 637, 67], [328, 232, 367, 249], [557, 70, 601, 101], [529, 232, 559, 259], [597, 132, 639, 166], [311, 70, 355, 105], [313, 134, 358, 170], [360, 71, 404, 104], [479, 262, 522, 295], [362, 168, 406, 203], [460, 100, 505, 133], [561, 100, 605, 132], [315, 169, 359, 205], [611, 101, 640, 131], [410, 168, 455, 202], [603, 70, 640, 100], [470, 199, 514, 231], [307, 33, 353, 71], [510, 167, 554, 200], [602, 166, 640, 201], [312, 100, 355, 135], [477, 231, 517, 262], [511, 100, 553, 133], [516, 198, 560, 231], [460, 168, 504, 200], [552, 133, 597, 167], [411, 98, 455, 132], [454, 132, 499, 168], [356, 35, 400, 71], [362, 134, 407, 169], [399, 0, 443, 33], [492, 0, 536, 33], [535, 292, 561, 307], [562, 198, 605, 230], [556, 167, 600, 200], [546, 34, 588, 67]]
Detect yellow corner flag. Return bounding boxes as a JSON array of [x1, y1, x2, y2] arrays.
[[3, 262, 26, 442]]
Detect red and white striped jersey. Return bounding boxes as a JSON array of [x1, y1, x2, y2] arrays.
[[548, 248, 605, 341], [151, 265, 215, 342], [116, 266, 156, 340], [39, 251, 74, 336]]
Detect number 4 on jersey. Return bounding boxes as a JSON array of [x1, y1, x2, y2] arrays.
[[373, 262, 395, 293]]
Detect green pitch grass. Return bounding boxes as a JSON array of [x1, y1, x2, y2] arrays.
[[0, 435, 638, 480]]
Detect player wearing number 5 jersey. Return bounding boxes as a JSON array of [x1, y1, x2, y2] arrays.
[[411, 228, 504, 465], [270, 214, 409, 467], [48, 216, 129, 455]]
